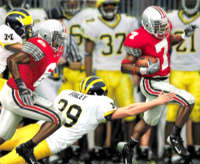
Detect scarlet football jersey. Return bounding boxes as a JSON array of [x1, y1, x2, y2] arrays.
[[7, 37, 63, 91], [124, 26, 171, 78]]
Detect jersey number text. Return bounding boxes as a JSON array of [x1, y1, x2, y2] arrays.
[[58, 99, 82, 127]]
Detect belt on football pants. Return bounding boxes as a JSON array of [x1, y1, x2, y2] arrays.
[[145, 77, 168, 81]]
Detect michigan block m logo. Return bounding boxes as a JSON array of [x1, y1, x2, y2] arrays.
[[4, 34, 14, 40]]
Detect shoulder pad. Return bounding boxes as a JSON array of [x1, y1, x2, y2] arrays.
[[22, 41, 44, 61]]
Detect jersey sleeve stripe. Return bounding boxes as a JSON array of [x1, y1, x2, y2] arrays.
[[83, 34, 95, 43], [104, 110, 115, 121], [85, 79, 103, 93], [22, 41, 44, 61], [0, 41, 15, 49]]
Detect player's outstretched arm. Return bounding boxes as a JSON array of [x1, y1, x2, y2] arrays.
[[4, 43, 23, 53], [111, 92, 175, 119]]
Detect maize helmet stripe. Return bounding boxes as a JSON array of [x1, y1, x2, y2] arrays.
[[80, 76, 93, 93], [85, 79, 105, 94], [6, 10, 33, 25], [80, 76, 107, 95]]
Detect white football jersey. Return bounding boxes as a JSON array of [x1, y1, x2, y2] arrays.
[[46, 90, 116, 153], [61, 8, 99, 61], [83, 14, 138, 70], [0, 24, 22, 73], [0, 7, 7, 25], [168, 10, 200, 71]]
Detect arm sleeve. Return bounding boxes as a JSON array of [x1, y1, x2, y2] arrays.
[[22, 41, 44, 61]]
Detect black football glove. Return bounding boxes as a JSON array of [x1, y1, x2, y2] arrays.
[[15, 78, 34, 106], [184, 24, 198, 37]]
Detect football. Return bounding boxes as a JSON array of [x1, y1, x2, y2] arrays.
[[135, 55, 158, 67]]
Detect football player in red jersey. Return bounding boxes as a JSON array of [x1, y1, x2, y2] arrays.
[[0, 19, 66, 164], [119, 6, 196, 164]]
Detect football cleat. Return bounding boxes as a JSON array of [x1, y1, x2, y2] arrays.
[[183, 158, 193, 164], [163, 147, 172, 164], [167, 135, 190, 158], [117, 142, 134, 164], [16, 143, 37, 164]]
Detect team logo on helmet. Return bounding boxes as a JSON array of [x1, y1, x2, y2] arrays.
[[80, 76, 108, 96], [5, 8, 33, 39]]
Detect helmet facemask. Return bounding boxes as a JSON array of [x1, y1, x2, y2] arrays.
[[61, 0, 81, 17], [52, 31, 65, 49], [99, 2, 119, 20], [37, 19, 66, 50], [153, 19, 169, 39], [181, 0, 200, 17], [16, 16, 33, 39]]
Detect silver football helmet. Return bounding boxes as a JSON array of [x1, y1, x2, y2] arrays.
[[181, 0, 200, 16], [141, 6, 170, 39], [37, 19, 66, 49]]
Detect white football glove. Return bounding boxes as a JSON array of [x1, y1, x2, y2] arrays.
[[183, 24, 198, 38], [140, 59, 160, 75]]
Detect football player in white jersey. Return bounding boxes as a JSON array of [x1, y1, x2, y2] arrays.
[[0, 8, 33, 75], [83, 0, 139, 154], [47, 1, 99, 159], [0, 76, 175, 164], [165, 0, 200, 162]]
